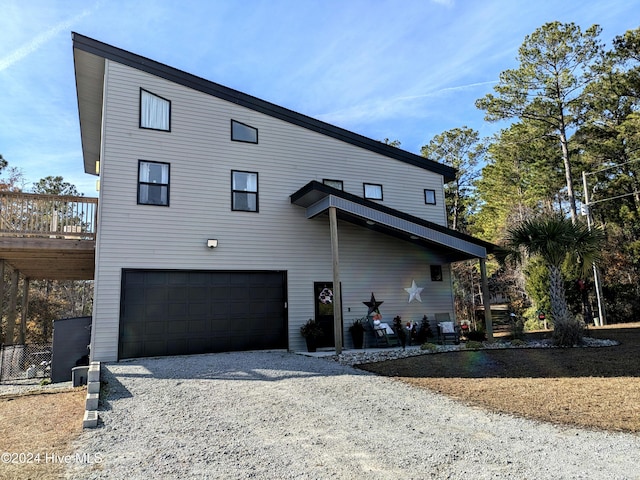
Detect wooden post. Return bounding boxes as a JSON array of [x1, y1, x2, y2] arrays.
[[5, 269, 19, 345], [329, 206, 343, 354], [479, 258, 493, 341], [20, 277, 30, 344], [0, 260, 4, 341]]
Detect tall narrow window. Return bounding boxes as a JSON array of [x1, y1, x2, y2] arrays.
[[138, 161, 170, 206], [363, 183, 383, 200], [424, 189, 436, 205], [231, 120, 258, 143], [140, 89, 171, 131], [231, 170, 258, 212]]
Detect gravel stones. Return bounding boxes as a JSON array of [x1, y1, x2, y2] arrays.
[[64, 350, 638, 479]]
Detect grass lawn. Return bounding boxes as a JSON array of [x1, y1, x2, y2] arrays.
[[0, 388, 86, 480], [359, 323, 640, 433]]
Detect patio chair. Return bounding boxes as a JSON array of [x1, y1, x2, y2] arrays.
[[436, 313, 460, 345], [368, 316, 400, 348]]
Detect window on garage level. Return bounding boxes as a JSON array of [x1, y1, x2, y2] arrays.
[[138, 160, 170, 206], [231, 170, 258, 212], [140, 89, 171, 131]]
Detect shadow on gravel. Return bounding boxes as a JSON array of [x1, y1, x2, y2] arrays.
[[359, 326, 640, 379], [97, 350, 366, 413]]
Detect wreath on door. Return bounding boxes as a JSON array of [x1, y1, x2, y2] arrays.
[[318, 286, 333, 304]]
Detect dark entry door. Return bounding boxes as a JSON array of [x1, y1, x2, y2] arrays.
[[119, 270, 287, 359], [314, 282, 342, 348]]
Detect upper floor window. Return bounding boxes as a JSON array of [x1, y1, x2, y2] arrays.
[[138, 160, 170, 206], [424, 189, 436, 205], [363, 183, 383, 200], [323, 179, 343, 190], [231, 170, 258, 212], [231, 120, 258, 143], [140, 89, 171, 131]]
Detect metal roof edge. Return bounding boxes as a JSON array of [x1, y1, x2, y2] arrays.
[[71, 32, 457, 182]]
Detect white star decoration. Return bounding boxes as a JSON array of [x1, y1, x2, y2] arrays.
[[404, 280, 424, 303]]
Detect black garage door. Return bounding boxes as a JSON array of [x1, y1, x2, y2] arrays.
[[119, 270, 287, 359]]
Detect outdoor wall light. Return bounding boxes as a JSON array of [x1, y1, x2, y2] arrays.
[[366, 220, 376, 226], [207, 239, 218, 249]]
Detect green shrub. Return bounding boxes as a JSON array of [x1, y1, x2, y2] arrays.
[[465, 341, 483, 349], [420, 342, 438, 352]]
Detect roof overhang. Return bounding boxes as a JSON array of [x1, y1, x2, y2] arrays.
[[291, 181, 496, 263], [73, 41, 104, 176]]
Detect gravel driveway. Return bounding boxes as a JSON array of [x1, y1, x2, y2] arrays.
[[66, 351, 639, 479]]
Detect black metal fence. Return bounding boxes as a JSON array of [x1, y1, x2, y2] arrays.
[[0, 343, 52, 383]]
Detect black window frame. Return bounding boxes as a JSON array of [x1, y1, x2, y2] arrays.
[[139, 88, 171, 132], [363, 183, 383, 200], [323, 179, 344, 190], [231, 170, 259, 212], [231, 119, 258, 144], [431, 265, 443, 282], [137, 160, 170, 206], [424, 189, 437, 205]]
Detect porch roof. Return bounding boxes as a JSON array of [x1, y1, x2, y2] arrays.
[[290, 181, 496, 263]]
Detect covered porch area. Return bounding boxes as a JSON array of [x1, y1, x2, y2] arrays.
[[291, 181, 496, 354]]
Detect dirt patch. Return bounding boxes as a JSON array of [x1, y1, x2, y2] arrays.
[[0, 388, 86, 479], [359, 324, 640, 433]]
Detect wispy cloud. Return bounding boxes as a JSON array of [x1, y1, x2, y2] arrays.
[[0, 2, 100, 72], [317, 80, 498, 126]]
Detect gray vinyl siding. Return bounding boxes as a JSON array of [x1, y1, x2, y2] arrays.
[[91, 60, 453, 360]]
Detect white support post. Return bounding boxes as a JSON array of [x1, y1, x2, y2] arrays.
[[329, 206, 343, 354], [479, 258, 493, 341]]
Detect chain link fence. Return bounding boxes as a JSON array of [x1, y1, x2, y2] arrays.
[[0, 343, 52, 383]]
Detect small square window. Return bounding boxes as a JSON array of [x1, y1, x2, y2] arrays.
[[231, 170, 258, 212], [424, 189, 436, 205], [323, 179, 343, 190], [138, 160, 170, 206], [364, 183, 383, 200], [231, 120, 258, 143], [140, 89, 171, 131]]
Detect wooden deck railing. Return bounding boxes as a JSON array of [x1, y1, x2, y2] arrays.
[[0, 192, 98, 240]]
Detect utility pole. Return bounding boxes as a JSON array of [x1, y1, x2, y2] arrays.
[[582, 171, 606, 326]]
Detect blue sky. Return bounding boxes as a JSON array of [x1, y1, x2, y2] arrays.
[[1, 0, 639, 196]]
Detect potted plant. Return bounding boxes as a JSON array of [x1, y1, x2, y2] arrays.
[[349, 317, 366, 349], [300, 318, 323, 352]]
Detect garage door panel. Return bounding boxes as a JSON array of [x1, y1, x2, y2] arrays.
[[166, 338, 187, 355], [120, 270, 287, 359], [166, 320, 187, 334]]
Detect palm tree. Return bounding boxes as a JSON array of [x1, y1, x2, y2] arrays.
[[503, 215, 604, 346]]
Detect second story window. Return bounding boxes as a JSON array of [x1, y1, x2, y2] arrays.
[[138, 160, 170, 206], [424, 189, 436, 205], [232, 170, 258, 212], [140, 89, 171, 131], [363, 183, 383, 200], [323, 179, 343, 190], [231, 120, 258, 143]]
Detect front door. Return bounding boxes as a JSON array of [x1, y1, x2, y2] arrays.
[[314, 282, 342, 348]]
